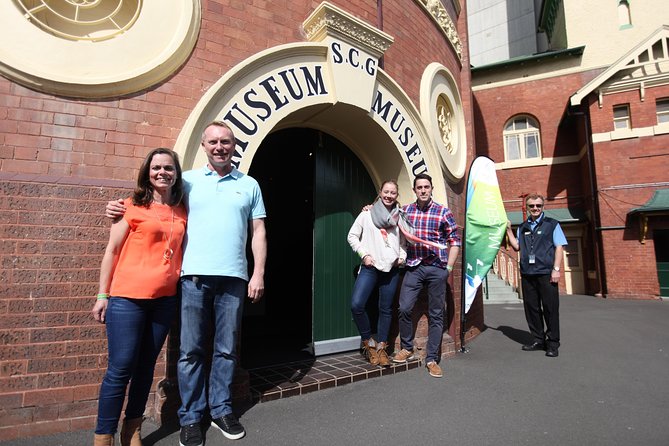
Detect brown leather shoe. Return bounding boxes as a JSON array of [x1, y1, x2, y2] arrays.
[[392, 348, 415, 363], [376, 342, 390, 367], [426, 361, 443, 378], [362, 339, 379, 365]]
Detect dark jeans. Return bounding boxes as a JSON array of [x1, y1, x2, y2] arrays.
[[521, 274, 560, 349], [398, 264, 448, 363], [350, 265, 400, 343], [95, 295, 177, 434]]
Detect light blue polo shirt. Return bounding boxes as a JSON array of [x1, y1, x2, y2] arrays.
[[181, 165, 266, 280]]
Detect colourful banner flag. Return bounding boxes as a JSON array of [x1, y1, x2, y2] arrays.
[[463, 156, 507, 313]]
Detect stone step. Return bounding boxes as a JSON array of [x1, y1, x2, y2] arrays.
[[482, 273, 521, 304]]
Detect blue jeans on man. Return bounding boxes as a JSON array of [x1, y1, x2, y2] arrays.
[[177, 275, 246, 425], [397, 264, 448, 363], [96, 295, 177, 434], [350, 266, 400, 343]]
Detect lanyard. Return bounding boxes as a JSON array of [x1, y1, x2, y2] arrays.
[[525, 219, 544, 255]]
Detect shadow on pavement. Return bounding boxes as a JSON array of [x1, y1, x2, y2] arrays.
[[484, 324, 533, 346]]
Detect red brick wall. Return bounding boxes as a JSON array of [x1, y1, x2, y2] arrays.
[[474, 68, 618, 296], [473, 71, 594, 161], [588, 86, 669, 134], [587, 85, 669, 298], [472, 71, 592, 239], [0, 177, 133, 439], [472, 71, 593, 284], [0, 1, 474, 440]]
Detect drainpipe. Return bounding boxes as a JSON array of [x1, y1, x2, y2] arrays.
[[569, 104, 607, 297], [377, 0, 384, 69]]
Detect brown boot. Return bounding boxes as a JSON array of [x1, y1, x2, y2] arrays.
[[362, 339, 380, 365], [94, 433, 114, 446], [376, 342, 390, 367], [120, 417, 143, 446]]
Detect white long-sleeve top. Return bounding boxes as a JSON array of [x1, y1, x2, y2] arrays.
[[347, 211, 407, 272]]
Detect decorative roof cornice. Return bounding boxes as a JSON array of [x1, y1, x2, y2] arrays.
[[302, 2, 393, 59], [419, 0, 463, 62]]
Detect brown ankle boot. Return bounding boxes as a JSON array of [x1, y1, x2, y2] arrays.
[[94, 433, 114, 446], [120, 417, 143, 446], [362, 339, 380, 365], [376, 342, 390, 367]]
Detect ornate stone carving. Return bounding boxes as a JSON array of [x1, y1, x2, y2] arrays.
[[437, 101, 454, 155], [421, 0, 462, 61], [303, 2, 393, 58]]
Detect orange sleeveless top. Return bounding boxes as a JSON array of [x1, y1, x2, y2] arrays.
[[109, 199, 187, 299]]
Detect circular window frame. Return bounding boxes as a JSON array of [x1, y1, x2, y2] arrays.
[[0, 0, 201, 98], [420, 63, 467, 181]]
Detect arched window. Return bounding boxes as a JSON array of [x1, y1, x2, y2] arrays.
[[503, 116, 541, 161], [618, 1, 632, 28]]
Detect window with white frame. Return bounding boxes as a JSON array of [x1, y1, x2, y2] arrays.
[[618, 1, 632, 28], [613, 104, 631, 130], [657, 99, 669, 124], [503, 116, 541, 161]]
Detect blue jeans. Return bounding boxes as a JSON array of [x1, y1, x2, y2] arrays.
[[350, 266, 400, 343], [177, 275, 245, 426], [398, 264, 448, 363], [95, 295, 177, 434]]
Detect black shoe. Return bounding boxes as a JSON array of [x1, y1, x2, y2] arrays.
[[211, 414, 246, 440], [521, 341, 546, 351], [179, 423, 202, 446], [546, 348, 559, 357]]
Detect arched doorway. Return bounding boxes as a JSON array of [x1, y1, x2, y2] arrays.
[[242, 128, 376, 368]]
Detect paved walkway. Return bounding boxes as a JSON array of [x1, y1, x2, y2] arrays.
[[3, 294, 668, 446]]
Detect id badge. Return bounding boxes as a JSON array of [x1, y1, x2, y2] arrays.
[[528, 254, 536, 264]]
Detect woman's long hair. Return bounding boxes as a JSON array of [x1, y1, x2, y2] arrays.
[[132, 148, 184, 207]]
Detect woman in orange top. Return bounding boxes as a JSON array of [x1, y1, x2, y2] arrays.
[[91, 148, 187, 446]]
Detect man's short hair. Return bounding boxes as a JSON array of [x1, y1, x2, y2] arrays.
[[413, 173, 433, 188], [525, 193, 545, 204], [201, 120, 235, 141]]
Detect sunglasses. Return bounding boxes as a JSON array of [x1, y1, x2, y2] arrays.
[[527, 204, 543, 209]]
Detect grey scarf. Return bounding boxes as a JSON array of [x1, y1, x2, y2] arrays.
[[370, 199, 400, 229]]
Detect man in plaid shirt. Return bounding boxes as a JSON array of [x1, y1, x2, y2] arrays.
[[392, 173, 460, 378]]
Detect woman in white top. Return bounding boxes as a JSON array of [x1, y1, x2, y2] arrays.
[[347, 180, 406, 366]]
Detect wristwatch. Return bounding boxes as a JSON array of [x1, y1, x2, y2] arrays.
[[553, 266, 560, 272]]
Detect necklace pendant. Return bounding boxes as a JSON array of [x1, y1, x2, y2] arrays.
[[163, 248, 174, 261]]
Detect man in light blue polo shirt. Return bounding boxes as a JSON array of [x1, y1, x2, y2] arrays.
[[105, 121, 266, 446], [177, 121, 266, 445]]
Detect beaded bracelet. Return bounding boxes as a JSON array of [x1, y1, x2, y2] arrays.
[[96, 293, 110, 300]]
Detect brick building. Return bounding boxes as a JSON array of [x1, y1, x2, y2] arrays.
[[470, 0, 669, 299], [0, 0, 477, 440]]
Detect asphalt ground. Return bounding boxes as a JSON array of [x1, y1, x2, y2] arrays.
[[3, 294, 668, 446]]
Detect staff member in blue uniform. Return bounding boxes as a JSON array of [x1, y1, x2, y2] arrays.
[[506, 193, 567, 358]]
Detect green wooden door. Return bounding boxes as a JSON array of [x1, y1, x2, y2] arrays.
[[658, 262, 669, 298], [313, 133, 376, 354], [654, 230, 669, 298]]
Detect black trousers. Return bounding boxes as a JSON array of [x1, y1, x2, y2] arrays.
[[521, 274, 560, 349]]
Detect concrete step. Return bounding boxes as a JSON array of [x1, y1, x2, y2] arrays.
[[482, 273, 521, 304]]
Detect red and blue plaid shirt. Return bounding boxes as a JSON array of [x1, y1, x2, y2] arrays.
[[403, 199, 461, 268]]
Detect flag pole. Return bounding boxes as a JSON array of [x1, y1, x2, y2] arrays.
[[459, 237, 469, 353], [459, 158, 474, 354]]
